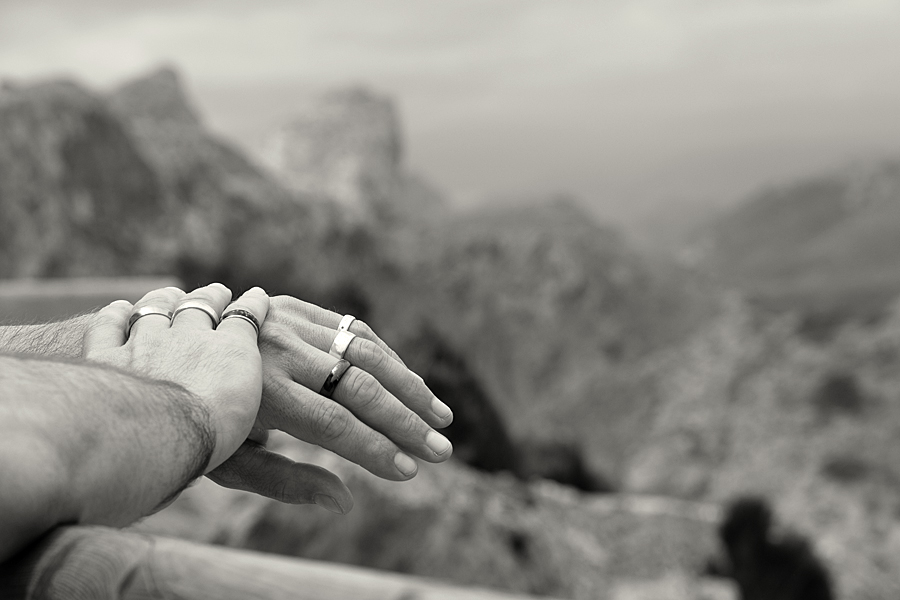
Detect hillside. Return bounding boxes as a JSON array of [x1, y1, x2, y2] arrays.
[[693, 160, 900, 318], [8, 66, 900, 598]]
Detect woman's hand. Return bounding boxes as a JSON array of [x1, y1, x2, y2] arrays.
[[205, 295, 455, 513], [255, 296, 455, 479]]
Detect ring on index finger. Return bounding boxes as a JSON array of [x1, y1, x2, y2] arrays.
[[320, 359, 351, 399], [126, 306, 174, 339], [329, 330, 356, 359]]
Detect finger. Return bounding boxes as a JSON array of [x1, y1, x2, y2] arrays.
[[286, 319, 452, 428], [218, 287, 270, 342], [248, 422, 269, 446], [331, 366, 452, 462], [262, 331, 451, 464], [170, 283, 232, 330], [206, 440, 353, 514], [267, 295, 406, 366], [128, 287, 185, 338], [83, 300, 133, 356], [259, 374, 423, 481]]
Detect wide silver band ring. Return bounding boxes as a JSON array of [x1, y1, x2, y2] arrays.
[[126, 306, 174, 339], [171, 300, 220, 328], [338, 314, 356, 333], [220, 308, 262, 337], [329, 330, 356, 359], [320, 359, 351, 399]]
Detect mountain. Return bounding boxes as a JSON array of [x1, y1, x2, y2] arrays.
[[259, 86, 445, 224], [11, 66, 900, 598], [692, 160, 900, 320], [0, 79, 165, 277], [360, 199, 719, 483]]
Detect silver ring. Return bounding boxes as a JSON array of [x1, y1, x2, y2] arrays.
[[320, 359, 351, 398], [338, 314, 356, 333], [171, 300, 220, 328], [329, 330, 356, 359], [220, 308, 262, 337], [126, 306, 174, 339]]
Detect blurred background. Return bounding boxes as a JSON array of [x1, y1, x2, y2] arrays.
[[2, 1, 900, 598]]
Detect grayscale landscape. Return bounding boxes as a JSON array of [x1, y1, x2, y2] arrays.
[[2, 3, 900, 599]]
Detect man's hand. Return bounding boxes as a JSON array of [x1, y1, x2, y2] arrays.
[[82, 284, 268, 471], [82, 285, 354, 514]]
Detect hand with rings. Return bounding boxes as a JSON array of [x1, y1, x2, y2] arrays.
[[81, 286, 453, 515], [234, 296, 454, 504], [82, 283, 271, 474]]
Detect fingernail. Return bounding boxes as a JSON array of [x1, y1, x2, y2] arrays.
[[164, 286, 184, 293], [394, 453, 418, 477], [249, 286, 266, 295], [431, 397, 453, 420], [314, 494, 345, 515], [108, 299, 131, 308], [425, 431, 452, 456]]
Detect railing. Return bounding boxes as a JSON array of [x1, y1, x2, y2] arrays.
[[0, 526, 561, 600]]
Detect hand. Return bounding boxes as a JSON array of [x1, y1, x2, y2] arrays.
[[210, 295, 455, 511], [82, 285, 353, 514], [82, 284, 268, 471]]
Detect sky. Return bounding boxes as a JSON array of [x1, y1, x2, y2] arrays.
[[2, 0, 900, 231]]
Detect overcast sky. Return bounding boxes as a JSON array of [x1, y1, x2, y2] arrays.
[[2, 0, 899, 229]]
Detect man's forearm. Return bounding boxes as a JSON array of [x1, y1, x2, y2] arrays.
[[0, 354, 215, 562], [0, 315, 93, 358]]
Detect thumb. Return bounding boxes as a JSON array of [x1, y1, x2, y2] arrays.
[[206, 441, 354, 515], [83, 300, 133, 358]]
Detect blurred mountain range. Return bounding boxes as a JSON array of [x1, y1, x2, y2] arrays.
[[3, 67, 900, 599], [686, 161, 900, 323]]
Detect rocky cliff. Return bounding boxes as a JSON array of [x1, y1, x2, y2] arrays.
[[0, 79, 164, 277], [692, 160, 900, 320]]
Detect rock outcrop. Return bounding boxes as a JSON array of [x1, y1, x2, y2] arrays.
[[136, 437, 721, 600], [0, 80, 164, 278], [260, 86, 444, 224]]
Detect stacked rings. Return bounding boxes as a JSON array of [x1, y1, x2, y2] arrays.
[[329, 330, 356, 359], [320, 359, 351, 398], [338, 314, 356, 333], [125, 306, 173, 339], [172, 300, 220, 328], [221, 308, 262, 337]]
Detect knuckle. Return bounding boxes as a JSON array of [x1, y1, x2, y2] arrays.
[[308, 401, 350, 443], [356, 339, 387, 372], [354, 319, 376, 339], [400, 408, 424, 435], [399, 374, 424, 401], [259, 322, 291, 351], [341, 369, 382, 407]]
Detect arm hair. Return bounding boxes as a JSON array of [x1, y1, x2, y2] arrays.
[[0, 353, 215, 562]]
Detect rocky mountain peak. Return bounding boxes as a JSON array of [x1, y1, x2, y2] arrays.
[[260, 86, 402, 219], [107, 66, 201, 129]]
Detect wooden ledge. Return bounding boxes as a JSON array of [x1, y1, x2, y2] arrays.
[[0, 526, 562, 600]]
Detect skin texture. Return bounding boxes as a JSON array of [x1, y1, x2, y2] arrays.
[[0, 287, 454, 516], [0, 283, 271, 563]]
